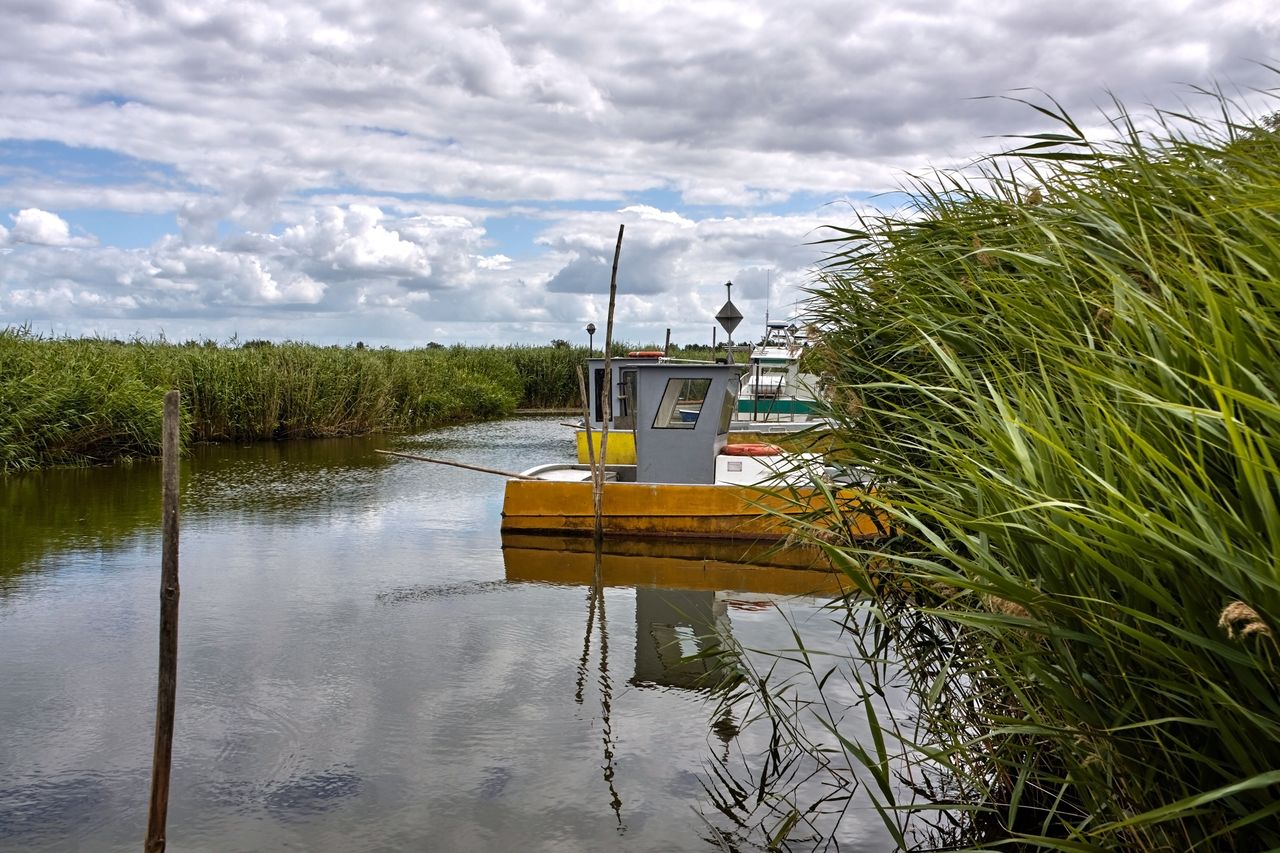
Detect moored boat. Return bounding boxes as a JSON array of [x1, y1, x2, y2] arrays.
[[503, 361, 881, 542], [736, 321, 824, 423]]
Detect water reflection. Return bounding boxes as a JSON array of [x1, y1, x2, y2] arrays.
[[631, 587, 730, 691], [501, 533, 846, 594], [183, 437, 393, 519], [1, 435, 397, 590], [0, 771, 115, 843], [504, 531, 856, 835], [502, 531, 849, 701], [0, 419, 892, 852], [0, 462, 160, 586]]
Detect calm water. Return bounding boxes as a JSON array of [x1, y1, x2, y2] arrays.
[[0, 418, 899, 851]]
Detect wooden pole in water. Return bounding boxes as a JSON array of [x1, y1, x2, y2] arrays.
[[145, 390, 181, 853], [595, 224, 624, 545], [664, 327, 671, 357]]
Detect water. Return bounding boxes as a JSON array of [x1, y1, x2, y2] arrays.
[[0, 418, 899, 851]]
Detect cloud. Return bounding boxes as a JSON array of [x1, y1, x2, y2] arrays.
[[0, 0, 1277, 344], [281, 205, 432, 279], [6, 208, 96, 247], [148, 237, 327, 305]]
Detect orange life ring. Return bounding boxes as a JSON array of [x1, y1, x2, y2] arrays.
[[722, 443, 783, 457], [626, 351, 665, 358]]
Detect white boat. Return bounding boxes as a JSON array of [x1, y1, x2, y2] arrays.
[[737, 322, 824, 423]]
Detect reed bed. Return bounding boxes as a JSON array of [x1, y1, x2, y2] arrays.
[[717, 95, 1280, 850], [0, 334, 599, 471]]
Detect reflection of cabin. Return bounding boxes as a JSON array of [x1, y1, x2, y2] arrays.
[[630, 588, 731, 691]]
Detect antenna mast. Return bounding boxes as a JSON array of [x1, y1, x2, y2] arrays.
[[764, 270, 771, 336]]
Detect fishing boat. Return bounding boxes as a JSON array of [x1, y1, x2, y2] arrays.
[[574, 345, 831, 465], [502, 361, 881, 542]]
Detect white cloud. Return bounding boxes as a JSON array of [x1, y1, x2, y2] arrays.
[[149, 238, 327, 304], [0, 0, 1276, 344], [7, 208, 96, 247], [281, 206, 432, 279]]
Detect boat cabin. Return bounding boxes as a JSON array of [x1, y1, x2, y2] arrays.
[[572, 360, 743, 483], [631, 362, 739, 484], [585, 357, 668, 431]]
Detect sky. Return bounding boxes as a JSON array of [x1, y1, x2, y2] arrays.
[[0, 0, 1277, 348]]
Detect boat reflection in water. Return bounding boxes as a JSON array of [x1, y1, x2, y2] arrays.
[[503, 532, 849, 685], [502, 532, 853, 832], [501, 532, 849, 596]]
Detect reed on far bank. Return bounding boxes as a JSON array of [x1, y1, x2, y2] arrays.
[[0, 335, 613, 472], [714, 93, 1280, 851]]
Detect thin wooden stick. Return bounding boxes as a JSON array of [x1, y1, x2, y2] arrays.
[[375, 449, 539, 480], [145, 390, 181, 853], [596, 224, 624, 544]]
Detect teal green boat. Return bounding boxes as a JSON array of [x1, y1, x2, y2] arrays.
[[736, 322, 822, 421]]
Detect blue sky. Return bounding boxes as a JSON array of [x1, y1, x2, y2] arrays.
[[0, 0, 1276, 347]]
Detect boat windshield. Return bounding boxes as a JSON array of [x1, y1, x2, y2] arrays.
[[652, 377, 712, 429]]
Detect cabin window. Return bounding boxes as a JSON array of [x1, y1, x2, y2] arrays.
[[592, 368, 605, 421], [719, 386, 735, 434], [652, 377, 712, 429]]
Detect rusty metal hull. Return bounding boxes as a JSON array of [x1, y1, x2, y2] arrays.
[[500, 479, 883, 541]]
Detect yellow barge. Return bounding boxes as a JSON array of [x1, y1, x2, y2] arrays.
[[502, 477, 880, 540], [502, 361, 881, 543]]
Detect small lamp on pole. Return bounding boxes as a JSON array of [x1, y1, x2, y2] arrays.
[[586, 322, 596, 356]]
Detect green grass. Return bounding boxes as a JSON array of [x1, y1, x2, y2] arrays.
[[0, 335, 624, 471], [716, 93, 1280, 850]]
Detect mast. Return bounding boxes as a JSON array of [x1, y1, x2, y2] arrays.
[[764, 269, 771, 337]]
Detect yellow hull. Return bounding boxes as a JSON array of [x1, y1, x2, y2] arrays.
[[575, 427, 832, 465], [501, 533, 850, 595], [500, 479, 885, 541]]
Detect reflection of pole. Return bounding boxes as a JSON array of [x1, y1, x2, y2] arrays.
[[574, 584, 597, 706], [595, 564, 623, 828], [575, 544, 623, 828]]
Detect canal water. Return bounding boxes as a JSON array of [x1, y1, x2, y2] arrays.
[[0, 418, 900, 851]]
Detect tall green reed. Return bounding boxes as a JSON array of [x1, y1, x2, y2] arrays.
[[720, 92, 1280, 850], [0, 333, 602, 472]]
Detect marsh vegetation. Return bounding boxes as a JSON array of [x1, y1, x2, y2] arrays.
[[715, 95, 1280, 850], [0, 335, 670, 472]]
